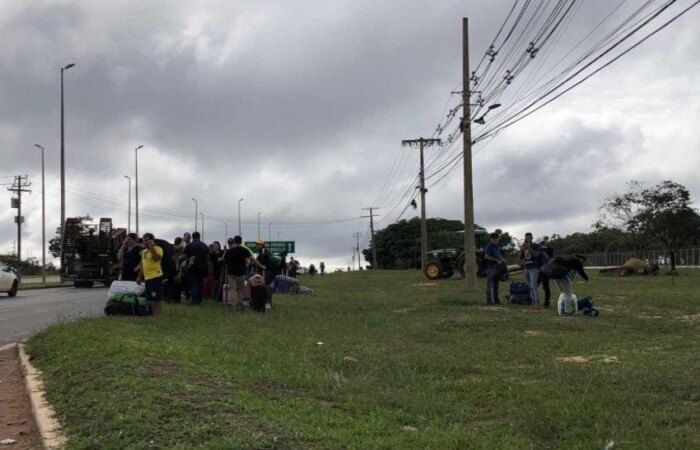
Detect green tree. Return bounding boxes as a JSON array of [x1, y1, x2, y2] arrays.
[[365, 218, 513, 269], [596, 180, 700, 272]]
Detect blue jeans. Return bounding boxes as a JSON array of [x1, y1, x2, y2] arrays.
[[485, 267, 500, 304], [525, 268, 540, 305], [188, 273, 203, 304]]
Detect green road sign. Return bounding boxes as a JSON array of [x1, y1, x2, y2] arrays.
[[245, 241, 295, 254]]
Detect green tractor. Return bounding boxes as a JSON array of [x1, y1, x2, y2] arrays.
[[423, 248, 487, 280], [423, 229, 491, 280]]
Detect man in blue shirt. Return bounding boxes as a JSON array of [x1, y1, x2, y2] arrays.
[[483, 232, 506, 304]]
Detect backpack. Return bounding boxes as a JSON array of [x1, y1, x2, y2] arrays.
[[508, 281, 531, 305]]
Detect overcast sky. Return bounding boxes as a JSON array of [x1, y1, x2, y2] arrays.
[[1, 0, 699, 270]]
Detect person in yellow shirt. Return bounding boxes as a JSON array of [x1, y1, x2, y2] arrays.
[[137, 232, 164, 318]]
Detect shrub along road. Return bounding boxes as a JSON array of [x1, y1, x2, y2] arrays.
[[26, 271, 699, 448]]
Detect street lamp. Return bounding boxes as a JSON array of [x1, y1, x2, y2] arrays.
[[192, 198, 198, 232], [124, 175, 131, 233], [257, 212, 262, 239], [237, 198, 243, 236], [473, 103, 501, 125], [34, 144, 46, 284], [134, 145, 143, 236], [60, 62, 75, 273]]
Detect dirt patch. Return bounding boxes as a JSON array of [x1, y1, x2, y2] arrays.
[[678, 314, 700, 323], [393, 309, 410, 314], [478, 306, 508, 312], [557, 355, 619, 364], [0, 347, 42, 450], [600, 355, 619, 363], [523, 330, 544, 337], [556, 356, 591, 364], [411, 282, 438, 287]]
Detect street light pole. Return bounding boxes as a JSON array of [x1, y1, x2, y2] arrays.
[[268, 223, 272, 242], [192, 198, 198, 231], [237, 198, 243, 236], [124, 175, 131, 233], [134, 145, 143, 236], [34, 144, 46, 284], [59, 62, 75, 273], [257, 212, 262, 239]]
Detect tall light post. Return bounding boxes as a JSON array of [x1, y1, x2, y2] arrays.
[[60, 62, 75, 273], [34, 144, 46, 284], [192, 198, 198, 232], [277, 231, 281, 240], [268, 222, 273, 242], [134, 144, 143, 236], [237, 198, 243, 236], [124, 175, 131, 233], [257, 212, 262, 239]]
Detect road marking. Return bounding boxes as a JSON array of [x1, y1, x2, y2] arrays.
[[0, 308, 16, 313], [36, 310, 50, 313], [74, 299, 98, 303]]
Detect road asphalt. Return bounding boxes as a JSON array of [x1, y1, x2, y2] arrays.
[[0, 287, 106, 346]]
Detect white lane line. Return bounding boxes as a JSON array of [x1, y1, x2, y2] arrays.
[[0, 308, 16, 313], [73, 299, 99, 303]]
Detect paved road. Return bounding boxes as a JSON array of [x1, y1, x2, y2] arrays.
[[0, 287, 106, 346]]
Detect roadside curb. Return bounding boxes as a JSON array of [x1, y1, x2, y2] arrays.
[[19, 284, 71, 291], [17, 343, 67, 450]]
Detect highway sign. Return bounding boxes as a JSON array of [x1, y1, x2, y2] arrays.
[[245, 241, 295, 254]]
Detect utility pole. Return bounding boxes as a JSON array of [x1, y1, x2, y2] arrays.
[[60, 63, 75, 274], [353, 232, 362, 270], [7, 176, 31, 274], [200, 212, 205, 240], [401, 138, 441, 271], [124, 175, 131, 233], [35, 145, 47, 284], [134, 145, 143, 236], [361, 207, 380, 269], [462, 18, 478, 290]]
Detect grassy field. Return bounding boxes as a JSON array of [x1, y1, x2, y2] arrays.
[[26, 270, 699, 449]]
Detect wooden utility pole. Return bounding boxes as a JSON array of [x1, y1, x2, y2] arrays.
[[352, 232, 362, 270], [361, 207, 380, 269], [401, 138, 441, 271], [7, 176, 31, 272], [462, 18, 478, 290]]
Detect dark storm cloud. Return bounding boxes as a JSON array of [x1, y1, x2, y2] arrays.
[[1, 0, 699, 266]]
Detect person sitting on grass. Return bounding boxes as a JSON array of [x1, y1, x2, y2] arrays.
[[540, 254, 589, 315]]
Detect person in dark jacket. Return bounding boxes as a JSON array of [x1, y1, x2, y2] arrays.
[[520, 232, 545, 306], [541, 254, 589, 314], [118, 233, 142, 281], [536, 237, 555, 307], [184, 231, 209, 304], [483, 232, 506, 304]]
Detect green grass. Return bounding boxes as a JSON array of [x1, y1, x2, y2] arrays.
[[26, 270, 699, 449]]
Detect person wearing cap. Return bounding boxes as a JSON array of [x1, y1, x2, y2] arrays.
[[520, 232, 545, 306], [483, 232, 506, 304], [221, 236, 266, 308]]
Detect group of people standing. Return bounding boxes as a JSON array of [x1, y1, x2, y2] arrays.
[[117, 231, 283, 316], [483, 232, 589, 312]]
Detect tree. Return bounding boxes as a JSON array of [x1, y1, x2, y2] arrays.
[[596, 181, 700, 273], [49, 215, 93, 258], [365, 217, 514, 269]]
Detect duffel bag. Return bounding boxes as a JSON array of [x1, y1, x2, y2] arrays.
[[105, 293, 151, 316], [509, 281, 530, 295], [108, 280, 144, 298]]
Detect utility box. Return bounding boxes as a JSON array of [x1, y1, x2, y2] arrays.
[[14, 216, 24, 224], [11, 198, 19, 208]]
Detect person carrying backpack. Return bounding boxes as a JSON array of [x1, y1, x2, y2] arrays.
[[520, 232, 545, 306]]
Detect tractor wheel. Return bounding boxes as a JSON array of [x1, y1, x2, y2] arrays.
[[424, 261, 444, 280]]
